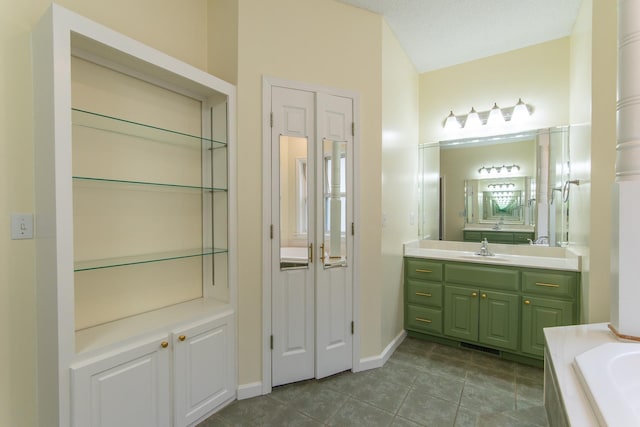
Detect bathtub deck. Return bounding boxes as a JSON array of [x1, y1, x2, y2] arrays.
[[544, 323, 618, 426]]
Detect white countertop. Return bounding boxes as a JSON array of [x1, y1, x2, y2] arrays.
[[403, 240, 581, 271], [463, 226, 535, 233], [544, 323, 619, 427]]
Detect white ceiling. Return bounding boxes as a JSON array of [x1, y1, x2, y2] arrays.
[[336, 0, 582, 73]]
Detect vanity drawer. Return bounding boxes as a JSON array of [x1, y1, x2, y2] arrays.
[[463, 231, 482, 242], [445, 263, 519, 291], [513, 232, 534, 244], [406, 305, 442, 334], [522, 270, 577, 298], [406, 258, 443, 281], [407, 280, 442, 308]]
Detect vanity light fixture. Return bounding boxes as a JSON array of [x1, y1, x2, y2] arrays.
[[488, 183, 516, 190], [477, 164, 521, 175], [443, 99, 533, 130]]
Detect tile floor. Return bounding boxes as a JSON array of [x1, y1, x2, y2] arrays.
[[198, 337, 549, 426]]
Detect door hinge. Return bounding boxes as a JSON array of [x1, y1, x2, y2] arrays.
[[351, 122, 355, 136], [270, 112, 274, 128], [270, 224, 273, 239], [270, 335, 274, 350], [351, 222, 355, 236], [351, 321, 354, 335]]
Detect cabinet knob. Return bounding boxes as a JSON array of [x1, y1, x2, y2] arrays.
[[178, 335, 186, 342], [160, 341, 169, 348], [481, 294, 487, 299], [524, 300, 531, 305], [471, 292, 477, 297]]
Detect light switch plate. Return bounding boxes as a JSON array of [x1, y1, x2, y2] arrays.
[[11, 213, 33, 239]]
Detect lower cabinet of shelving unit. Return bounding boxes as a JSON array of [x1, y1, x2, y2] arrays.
[[173, 314, 236, 426], [71, 312, 235, 427]]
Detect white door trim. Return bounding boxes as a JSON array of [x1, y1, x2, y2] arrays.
[[261, 76, 361, 394]]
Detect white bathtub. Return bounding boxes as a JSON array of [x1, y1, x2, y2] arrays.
[[574, 342, 640, 426]]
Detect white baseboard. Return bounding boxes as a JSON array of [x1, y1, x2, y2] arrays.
[[357, 329, 406, 372], [236, 381, 262, 400]]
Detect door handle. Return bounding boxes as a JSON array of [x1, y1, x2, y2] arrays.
[[320, 243, 325, 264], [308, 243, 313, 263]]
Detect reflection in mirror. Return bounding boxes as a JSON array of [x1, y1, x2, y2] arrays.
[[466, 177, 528, 225], [279, 135, 310, 270], [418, 127, 571, 245], [322, 139, 347, 268]]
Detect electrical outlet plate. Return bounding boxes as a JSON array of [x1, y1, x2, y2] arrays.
[[11, 213, 33, 239]]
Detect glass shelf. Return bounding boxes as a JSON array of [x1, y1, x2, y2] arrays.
[[72, 176, 227, 192], [72, 108, 227, 149], [74, 247, 228, 272]]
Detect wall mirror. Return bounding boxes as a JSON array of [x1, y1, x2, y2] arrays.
[[418, 127, 571, 245]]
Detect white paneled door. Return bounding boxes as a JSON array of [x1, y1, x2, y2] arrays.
[[270, 86, 353, 387]]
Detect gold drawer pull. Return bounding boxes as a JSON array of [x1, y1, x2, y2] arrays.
[[524, 300, 531, 305], [178, 335, 186, 341], [160, 341, 169, 348], [535, 282, 560, 288], [472, 292, 478, 297], [415, 292, 432, 297], [481, 293, 487, 299], [415, 269, 432, 273], [415, 317, 432, 324]]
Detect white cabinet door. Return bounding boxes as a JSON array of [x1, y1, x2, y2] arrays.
[[173, 312, 235, 427], [71, 335, 171, 427]]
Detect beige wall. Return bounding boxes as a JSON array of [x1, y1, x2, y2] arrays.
[[381, 22, 419, 347], [208, 0, 238, 85], [419, 38, 571, 144], [235, 0, 384, 384], [1, 1, 210, 426], [568, 0, 617, 323]]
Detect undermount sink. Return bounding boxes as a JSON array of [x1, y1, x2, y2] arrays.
[[458, 253, 511, 263]]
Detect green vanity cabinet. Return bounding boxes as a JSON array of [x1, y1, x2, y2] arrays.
[[463, 230, 534, 244], [521, 297, 574, 357], [404, 260, 444, 335], [443, 285, 479, 342], [520, 268, 579, 357], [444, 264, 520, 351], [404, 256, 580, 364], [462, 230, 482, 242]]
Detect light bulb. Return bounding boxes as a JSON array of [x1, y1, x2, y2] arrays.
[[464, 107, 482, 129], [511, 98, 530, 123], [487, 102, 505, 127], [444, 110, 461, 130]]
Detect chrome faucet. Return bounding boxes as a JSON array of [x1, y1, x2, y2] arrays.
[[529, 236, 549, 245], [492, 217, 504, 230], [476, 238, 494, 256]]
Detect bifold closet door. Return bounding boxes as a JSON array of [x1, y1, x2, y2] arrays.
[[270, 87, 353, 387], [271, 87, 316, 387]]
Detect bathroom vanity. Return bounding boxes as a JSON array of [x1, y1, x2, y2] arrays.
[[403, 240, 581, 366], [462, 227, 535, 244]]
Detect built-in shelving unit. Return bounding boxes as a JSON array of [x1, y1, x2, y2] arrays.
[[33, 5, 236, 426]]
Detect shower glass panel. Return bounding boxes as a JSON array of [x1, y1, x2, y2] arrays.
[[279, 135, 310, 270], [322, 138, 347, 268]]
